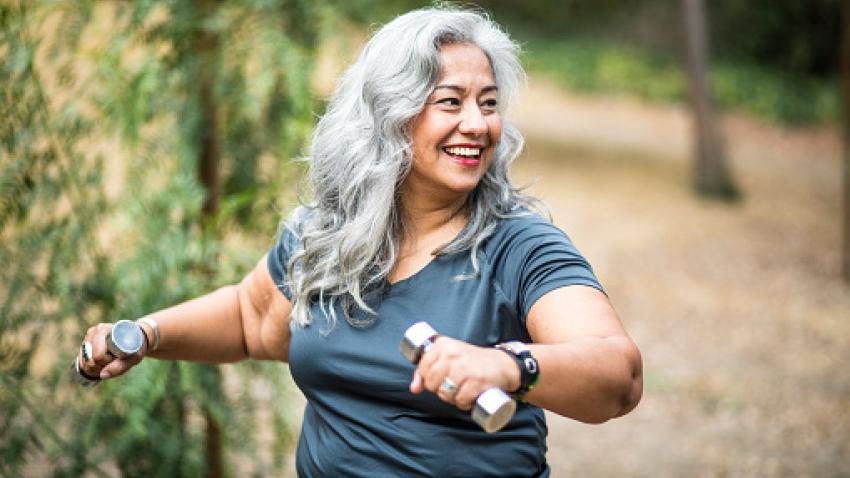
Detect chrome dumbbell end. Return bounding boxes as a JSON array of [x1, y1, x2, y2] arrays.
[[472, 388, 517, 433], [400, 321, 439, 364], [105, 319, 145, 358]]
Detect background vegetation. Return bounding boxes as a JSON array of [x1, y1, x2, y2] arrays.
[[1, 1, 845, 476], [2, 1, 322, 476], [355, 0, 843, 125]]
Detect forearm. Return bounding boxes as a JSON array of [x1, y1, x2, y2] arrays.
[[142, 285, 248, 363], [525, 336, 642, 424]]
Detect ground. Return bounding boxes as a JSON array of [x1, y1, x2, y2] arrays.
[[280, 78, 849, 477], [510, 79, 849, 477]]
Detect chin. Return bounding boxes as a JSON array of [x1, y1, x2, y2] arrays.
[[443, 178, 484, 195]]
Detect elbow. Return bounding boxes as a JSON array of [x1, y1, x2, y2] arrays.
[[536, 336, 643, 424], [613, 340, 643, 419], [577, 383, 641, 425], [587, 339, 644, 424]]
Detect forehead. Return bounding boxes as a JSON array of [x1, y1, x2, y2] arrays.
[[436, 43, 495, 85]]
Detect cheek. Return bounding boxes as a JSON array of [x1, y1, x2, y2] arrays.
[[489, 120, 503, 147], [412, 120, 449, 153]]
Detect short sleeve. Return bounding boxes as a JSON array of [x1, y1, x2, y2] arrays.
[[488, 216, 604, 320], [266, 225, 301, 300]]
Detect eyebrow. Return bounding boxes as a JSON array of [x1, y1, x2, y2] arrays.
[[433, 84, 499, 94]]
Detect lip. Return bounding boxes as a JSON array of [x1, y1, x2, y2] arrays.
[[442, 142, 487, 167], [448, 156, 481, 167]]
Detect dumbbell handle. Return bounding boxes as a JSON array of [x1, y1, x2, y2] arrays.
[[400, 321, 516, 433]]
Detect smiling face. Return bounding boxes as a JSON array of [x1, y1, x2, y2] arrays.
[[404, 43, 503, 202]]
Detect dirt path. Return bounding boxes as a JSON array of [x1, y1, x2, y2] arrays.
[[510, 78, 848, 476]]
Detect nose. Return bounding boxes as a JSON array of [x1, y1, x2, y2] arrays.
[[458, 104, 487, 136]]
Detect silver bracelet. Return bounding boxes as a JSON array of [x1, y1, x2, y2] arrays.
[[137, 317, 161, 352]]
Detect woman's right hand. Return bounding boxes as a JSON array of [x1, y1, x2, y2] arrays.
[[76, 323, 147, 381], [410, 336, 520, 412]]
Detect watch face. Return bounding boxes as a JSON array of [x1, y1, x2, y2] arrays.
[[111, 320, 144, 355], [503, 341, 529, 354], [523, 357, 538, 374]]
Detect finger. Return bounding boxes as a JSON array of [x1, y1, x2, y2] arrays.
[[76, 349, 95, 376], [410, 371, 425, 394], [80, 323, 113, 377], [415, 338, 439, 374], [77, 356, 106, 378], [89, 323, 114, 368], [78, 340, 92, 365], [421, 357, 450, 393], [417, 334, 455, 368], [100, 354, 142, 380], [420, 338, 462, 392], [436, 375, 461, 405], [78, 348, 105, 380], [452, 379, 477, 411]]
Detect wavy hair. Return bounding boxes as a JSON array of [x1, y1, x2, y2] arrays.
[[285, 6, 541, 329]]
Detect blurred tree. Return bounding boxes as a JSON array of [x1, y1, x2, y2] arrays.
[[1, 1, 323, 476], [842, 0, 850, 282], [681, 0, 739, 199]]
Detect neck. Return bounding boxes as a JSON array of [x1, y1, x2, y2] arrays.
[[398, 184, 469, 244]]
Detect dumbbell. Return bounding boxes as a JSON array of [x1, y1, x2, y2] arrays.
[[72, 319, 146, 386], [400, 321, 516, 433]]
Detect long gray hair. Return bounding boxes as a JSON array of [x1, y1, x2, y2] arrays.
[[285, 6, 540, 328]]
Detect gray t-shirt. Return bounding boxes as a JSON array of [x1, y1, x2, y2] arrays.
[[267, 212, 603, 477]]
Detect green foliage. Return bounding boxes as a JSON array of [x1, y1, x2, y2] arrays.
[[523, 34, 840, 125], [334, 0, 841, 125], [476, 0, 842, 78], [1, 3, 111, 476], [1, 1, 323, 476], [709, 0, 841, 78]]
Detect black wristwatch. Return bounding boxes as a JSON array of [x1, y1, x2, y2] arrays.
[[495, 341, 540, 400]]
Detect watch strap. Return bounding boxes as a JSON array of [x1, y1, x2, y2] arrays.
[[495, 341, 539, 401]]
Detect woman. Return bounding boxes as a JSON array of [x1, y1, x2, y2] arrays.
[[76, 7, 642, 477]]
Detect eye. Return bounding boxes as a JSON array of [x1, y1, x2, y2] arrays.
[[435, 97, 461, 108], [480, 98, 498, 112]]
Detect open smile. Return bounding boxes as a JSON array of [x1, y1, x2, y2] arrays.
[[442, 144, 485, 167]]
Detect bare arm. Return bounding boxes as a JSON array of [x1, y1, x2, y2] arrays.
[[411, 285, 642, 424], [144, 254, 292, 363], [79, 254, 292, 380], [522, 285, 643, 423]]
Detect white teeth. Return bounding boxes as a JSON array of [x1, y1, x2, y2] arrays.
[[445, 146, 481, 157]]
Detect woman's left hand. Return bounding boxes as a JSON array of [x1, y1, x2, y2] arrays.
[[409, 336, 520, 411]]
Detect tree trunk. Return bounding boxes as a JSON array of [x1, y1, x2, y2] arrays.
[[204, 403, 224, 478], [196, 25, 221, 220], [681, 0, 739, 199], [842, 0, 850, 282], [193, 2, 224, 477]]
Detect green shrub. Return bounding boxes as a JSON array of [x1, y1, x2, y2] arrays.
[[523, 34, 839, 126]]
